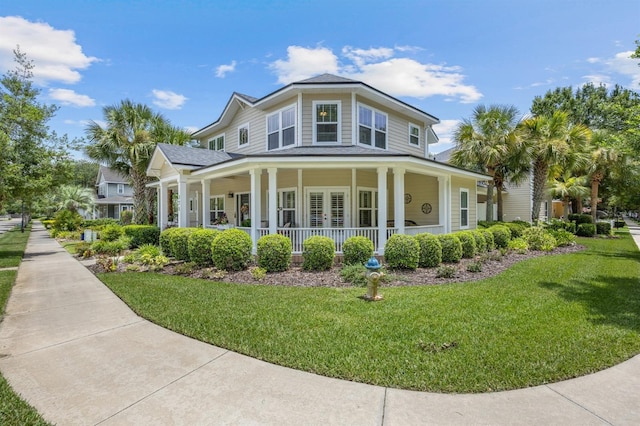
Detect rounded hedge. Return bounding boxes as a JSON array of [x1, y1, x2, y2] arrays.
[[456, 231, 477, 258], [170, 228, 197, 261], [159, 227, 181, 257], [504, 221, 529, 239], [101, 224, 124, 242], [211, 228, 253, 271], [522, 227, 557, 251], [437, 234, 463, 263], [188, 228, 221, 266], [471, 230, 487, 253], [489, 225, 511, 249], [302, 236, 335, 271], [257, 234, 292, 272], [342, 236, 374, 266], [384, 234, 420, 270], [480, 229, 495, 251], [415, 233, 442, 268], [123, 225, 160, 248], [596, 222, 611, 235], [576, 223, 596, 237]]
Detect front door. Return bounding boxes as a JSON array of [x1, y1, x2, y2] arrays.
[[236, 193, 250, 226], [306, 188, 349, 228]]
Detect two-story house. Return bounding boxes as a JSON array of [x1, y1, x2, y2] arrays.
[[94, 165, 134, 220], [146, 74, 489, 254]]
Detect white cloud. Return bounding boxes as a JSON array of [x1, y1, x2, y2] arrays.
[[582, 73, 613, 87], [431, 119, 460, 153], [184, 126, 200, 134], [583, 50, 640, 88], [216, 60, 237, 78], [586, 57, 601, 64], [0, 16, 98, 85], [269, 45, 482, 103], [48, 88, 95, 107], [151, 89, 187, 110]]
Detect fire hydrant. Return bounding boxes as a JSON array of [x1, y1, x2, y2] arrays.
[[364, 256, 384, 301]]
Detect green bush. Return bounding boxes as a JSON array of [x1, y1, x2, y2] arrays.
[[505, 221, 529, 238], [471, 230, 487, 253], [456, 231, 477, 258], [489, 225, 511, 249], [257, 233, 292, 272], [159, 227, 181, 256], [595, 222, 612, 235], [91, 237, 130, 256], [384, 234, 420, 270], [576, 223, 596, 237], [522, 227, 557, 251], [301, 236, 335, 271], [120, 210, 133, 225], [437, 234, 463, 263], [507, 237, 529, 254], [614, 220, 625, 229], [123, 225, 160, 248], [480, 229, 495, 251], [53, 209, 82, 232], [82, 218, 118, 229], [74, 241, 93, 257], [415, 233, 442, 268], [549, 229, 576, 247], [211, 228, 253, 271], [101, 224, 124, 242], [188, 229, 221, 266], [340, 263, 368, 286], [342, 236, 374, 266], [570, 214, 593, 225], [435, 264, 457, 278], [170, 228, 197, 261]]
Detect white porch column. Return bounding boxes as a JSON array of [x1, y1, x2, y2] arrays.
[[268, 168, 278, 235], [250, 168, 262, 254], [377, 166, 388, 254], [159, 181, 168, 230], [393, 167, 405, 235], [178, 175, 189, 228], [201, 179, 210, 227], [438, 176, 451, 233]]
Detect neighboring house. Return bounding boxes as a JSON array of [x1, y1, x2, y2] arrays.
[[94, 166, 134, 220], [435, 148, 558, 222], [147, 74, 489, 254]]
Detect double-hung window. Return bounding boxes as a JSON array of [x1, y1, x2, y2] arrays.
[[358, 189, 378, 227], [358, 104, 387, 149], [209, 196, 225, 224], [313, 101, 340, 144], [238, 124, 249, 146], [409, 123, 420, 147], [460, 189, 469, 229], [117, 183, 124, 194], [208, 134, 225, 151], [267, 105, 296, 150]]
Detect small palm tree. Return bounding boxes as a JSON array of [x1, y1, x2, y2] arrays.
[[549, 173, 589, 219], [55, 185, 95, 215], [585, 131, 624, 224]]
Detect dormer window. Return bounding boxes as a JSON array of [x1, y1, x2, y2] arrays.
[[313, 101, 340, 144], [267, 105, 296, 150], [409, 123, 420, 147], [208, 134, 225, 151], [358, 104, 387, 149]]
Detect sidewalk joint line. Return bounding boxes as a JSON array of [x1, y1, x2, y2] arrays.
[[545, 385, 614, 425], [380, 387, 388, 426]]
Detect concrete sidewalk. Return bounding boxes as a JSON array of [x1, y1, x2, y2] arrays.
[[0, 222, 638, 425]]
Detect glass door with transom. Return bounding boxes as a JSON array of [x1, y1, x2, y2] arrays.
[[306, 188, 349, 228]]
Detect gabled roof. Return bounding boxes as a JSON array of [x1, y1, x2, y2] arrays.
[[96, 165, 129, 185], [156, 143, 244, 167], [434, 147, 455, 163]]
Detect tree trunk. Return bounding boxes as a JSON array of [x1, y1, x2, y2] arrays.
[[531, 160, 548, 222], [591, 174, 602, 229], [486, 181, 494, 222], [494, 174, 504, 222], [563, 196, 570, 219], [130, 168, 148, 225]]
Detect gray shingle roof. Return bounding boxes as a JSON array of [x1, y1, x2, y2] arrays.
[[157, 143, 244, 167], [98, 165, 129, 183], [256, 145, 407, 157], [94, 195, 133, 205], [434, 147, 455, 163], [296, 74, 359, 84]]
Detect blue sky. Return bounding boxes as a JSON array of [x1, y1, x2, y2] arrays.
[[1, 0, 639, 156]]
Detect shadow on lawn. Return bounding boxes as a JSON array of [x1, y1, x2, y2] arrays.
[[540, 276, 640, 332]]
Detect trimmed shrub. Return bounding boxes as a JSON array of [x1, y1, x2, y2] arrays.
[[522, 227, 557, 251], [505, 221, 529, 239], [508, 237, 529, 254], [576, 223, 596, 237], [614, 220, 625, 229], [159, 227, 181, 256], [415, 233, 442, 268], [211, 228, 254, 271], [301, 235, 335, 271], [91, 237, 130, 256], [456, 231, 477, 258], [53, 209, 82, 232], [563, 221, 577, 234], [471, 230, 487, 253], [123, 225, 160, 248], [570, 214, 593, 225], [489, 225, 511, 249], [549, 229, 576, 247], [170, 228, 197, 261], [437, 234, 463, 263], [480, 229, 495, 251], [82, 218, 118, 229], [342, 236, 374, 266], [384, 234, 420, 270], [595, 222, 611, 235], [120, 210, 133, 225], [257, 233, 292, 272], [188, 229, 221, 266], [101, 224, 124, 242]]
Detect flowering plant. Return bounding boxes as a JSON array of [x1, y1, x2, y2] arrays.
[[214, 212, 228, 225]]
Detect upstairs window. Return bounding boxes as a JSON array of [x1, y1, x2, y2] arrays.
[[358, 104, 387, 149], [313, 102, 340, 144], [267, 105, 296, 150], [409, 123, 420, 146], [117, 183, 124, 194], [238, 124, 249, 146], [208, 134, 225, 151]]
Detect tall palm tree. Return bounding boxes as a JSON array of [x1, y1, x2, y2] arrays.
[[450, 104, 525, 222], [549, 173, 590, 219], [84, 100, 191, 224], [585, 131, 624, 224], [520, 111, 591, 222]]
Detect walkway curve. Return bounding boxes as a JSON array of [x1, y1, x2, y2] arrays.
[[0, 222, 638, 425]]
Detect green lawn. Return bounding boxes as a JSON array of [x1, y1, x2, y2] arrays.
[[0, 226, 51, 426], [101, 231, 640, 393]]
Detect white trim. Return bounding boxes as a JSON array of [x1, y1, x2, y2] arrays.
[[357, 102, 388, 150], [312, 100, 342, 145], [408, 122, 421, 147], [303, 186, 350, 228], [356, 186, 378, 227], [208, 133, 225, 151], [266, 103, 297, 151]]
